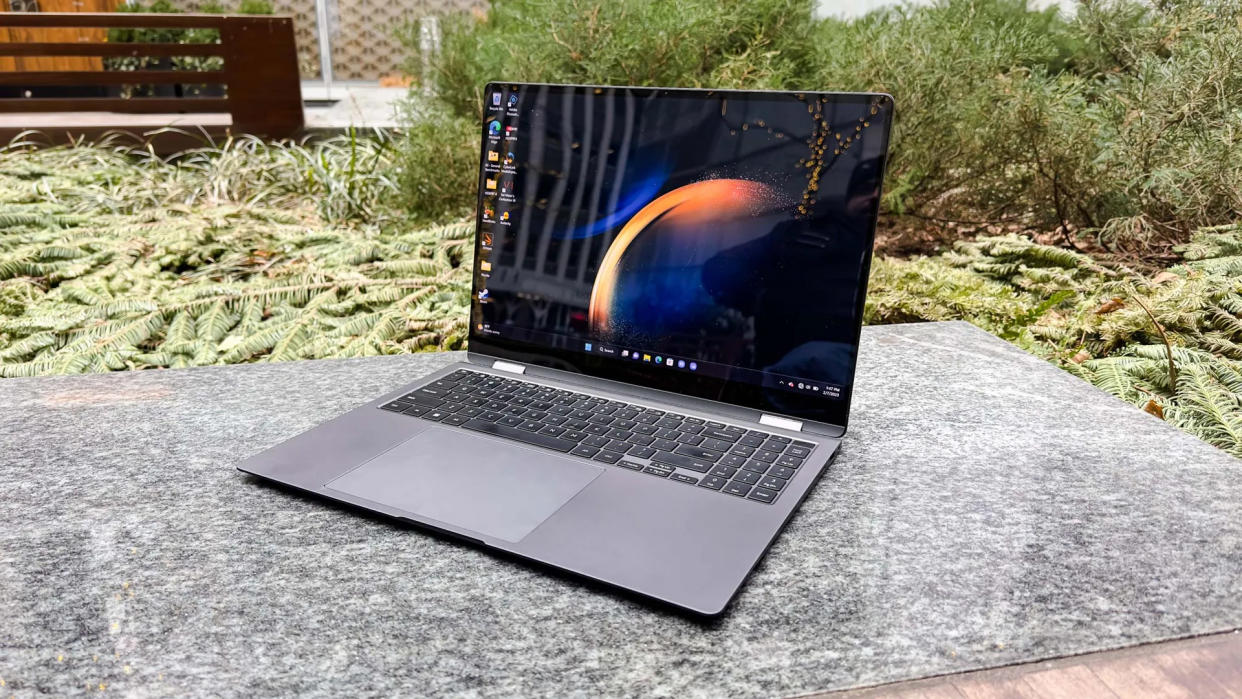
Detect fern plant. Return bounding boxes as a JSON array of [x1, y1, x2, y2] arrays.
[[868, 229, 1242, 456], [0, 203, 473, 376]]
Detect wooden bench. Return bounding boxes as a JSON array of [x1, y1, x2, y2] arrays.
[[0, 12, 302, 152]]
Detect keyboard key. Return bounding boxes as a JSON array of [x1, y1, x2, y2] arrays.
[[606, 428, 632, 440], [519, 420, 543, 431], [653, 452, 714, 473], [676, 433, 704, 446], [652, 438, 678, 451], [643, 465, 673, 478], [462, 419, 577, 452], [758, 475, 787, 491], [723, 481, 752, 497], [739, 435, 765, 447], [570, 445, 599, 458], [594, 450, 624, 464], [784, 446, 811, 459], [699, 427, 738, 442], [775, 455, 804, 469], [700, 438, 733, 452], [441, 414, 469, 426], [538, 425, 566, 437], [627, 445, 656, 458], [791, 440, 814, 449], [412, 385, 451, 397], [617, 460, 644, 471], [563, 430, 588, 442], [768, 465, 796, 480], [381, 400, 412, 412], [742, 460, 770, 474], [748, 487, 778, 504], [626, 434, 655, 447], [734, 470, 761, 485], [753, 450, 779, 463], [583, 435, 609, 448], [709, 464, 738, 478], [423, 408, 451, 421], [673, 445, 723, 462], [406, 391, 446, 407], [402, 404, 429, 417], [698, 475, 728, 490], [605, 439, 630, 452], [706, 421, 725, 428], [669, 473, 699, 485], [720, 454, 747, 468]]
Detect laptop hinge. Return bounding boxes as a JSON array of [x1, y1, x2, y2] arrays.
[[759, 414, 803, 432], [491, 360, 526, 375]]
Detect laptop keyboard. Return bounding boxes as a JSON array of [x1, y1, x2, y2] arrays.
[[378, 369, 817, 505]]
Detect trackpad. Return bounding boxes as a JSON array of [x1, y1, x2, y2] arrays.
[[326, 428, 603, 543]]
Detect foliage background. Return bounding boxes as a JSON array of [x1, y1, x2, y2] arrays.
[[3, 0, 1242, 455]]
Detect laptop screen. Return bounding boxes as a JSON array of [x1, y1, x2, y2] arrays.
[[468, 83, 892, 429]]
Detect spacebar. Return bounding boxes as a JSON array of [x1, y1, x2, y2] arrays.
[[461, 419, 577, 452]]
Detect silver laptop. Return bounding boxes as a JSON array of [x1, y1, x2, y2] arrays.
[[239, 83, 893, 616]]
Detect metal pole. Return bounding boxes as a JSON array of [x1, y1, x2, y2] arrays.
[[315, 0, 334, 99], [418, 15, 440, 98]]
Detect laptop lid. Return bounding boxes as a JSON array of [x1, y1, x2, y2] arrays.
[[467, 83, 893, 434]]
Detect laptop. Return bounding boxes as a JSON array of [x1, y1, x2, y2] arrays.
[[239, 83, 893, 616]]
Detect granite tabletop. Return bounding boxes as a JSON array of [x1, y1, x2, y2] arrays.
[[2, 320, 1241, 697]]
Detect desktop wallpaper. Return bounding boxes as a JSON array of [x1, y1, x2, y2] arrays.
[[474, 85, 891, 419]]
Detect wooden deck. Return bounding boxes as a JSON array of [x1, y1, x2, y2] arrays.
[[815, 630, 1242, 698]]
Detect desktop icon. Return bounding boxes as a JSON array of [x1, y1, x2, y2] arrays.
[[488, 120, 502, 136], [485, 178, 497, 190], [487, 150, 499, 162], [482, 205, 494, 219], [621, 350, 629, 357], [505, 125, 518, 135], [689, 362, 697, 371], [478, 288, 490, 300], [480, 260, 492, 272], [665, 358, 674, 366], [500, 211, 510, 221], [642, 354, 651, 362], [504, 151, 515, 165], [481, 232, 493, 246], [508, 93, 518, 107], [655, 356, 662, 364], [677, 359, 685, 368], [492, 92, 502, 107], [584, 343, 593, 351]]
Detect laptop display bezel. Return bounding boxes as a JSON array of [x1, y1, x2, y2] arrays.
[[466, 82, 893, 434]]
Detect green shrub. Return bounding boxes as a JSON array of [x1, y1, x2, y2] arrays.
[[404, 0, 819, 120], [399, 0, 1242, 251], [392, 104, 480, 224]]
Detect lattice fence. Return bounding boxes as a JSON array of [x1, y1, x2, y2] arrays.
[[165, 0, 482, 80]]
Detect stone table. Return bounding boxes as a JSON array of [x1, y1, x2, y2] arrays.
[[2, 321, 1240, 696]]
